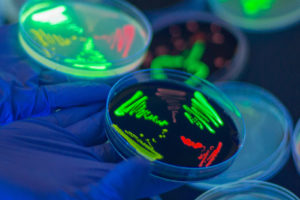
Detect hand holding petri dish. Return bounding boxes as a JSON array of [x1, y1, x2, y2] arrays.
[[105, 69, 245, 181], [19, 0, 152, 80]]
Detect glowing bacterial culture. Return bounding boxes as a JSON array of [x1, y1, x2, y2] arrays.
[[141, 20, 240, 81], [19, 0, 151, 78], [109, 81, 240, 168]]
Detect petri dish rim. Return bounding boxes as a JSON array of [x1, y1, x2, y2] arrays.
[[105, 69, 246, 181], [195, 180, 300, 200], [191, 81, 292, 189], [148, 11, 248, 82], [292, 118, 300, 173], [208, 0, 300, 32], [18, 0, 153, 77]]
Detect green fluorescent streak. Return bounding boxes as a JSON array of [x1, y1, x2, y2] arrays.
[[64, 38, 112, 70], [183, 91, 224, 134], [112, 124, 163, 161], [241, 0, 275, 15], [32, 6, 70, 25], [114, 90, 169, 127], [150, 41, 209, 80]]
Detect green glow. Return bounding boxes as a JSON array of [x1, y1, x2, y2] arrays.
[[151, 41, 209, 80], [112, 124, 163, 161], [241, 0, 275, 15], [114, 90, 169, 127], [64, 38, 112, 70], [183, 91, 224, 134], [32, 6, 70, 25]]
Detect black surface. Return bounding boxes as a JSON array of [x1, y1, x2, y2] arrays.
[[160, 18, 300, 199]]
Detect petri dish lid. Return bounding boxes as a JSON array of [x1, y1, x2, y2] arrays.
[[139, 12, 248, 82], [208, 0, 300, 32], [195, 180, 300, 200], [18, 0, 152, 79], [191, 82, 292, 189], [292, 118, 300, 174]]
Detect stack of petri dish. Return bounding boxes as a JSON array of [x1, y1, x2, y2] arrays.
[[19, 0, 152, 82]]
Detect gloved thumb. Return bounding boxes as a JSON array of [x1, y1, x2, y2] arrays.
[[80, 157, 151, 200]]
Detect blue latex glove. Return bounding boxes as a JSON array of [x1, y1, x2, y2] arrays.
[[0, 87, 180, 200]]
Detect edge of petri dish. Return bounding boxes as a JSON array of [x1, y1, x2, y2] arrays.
[[292, 118, 300, 174], [208, 0, 300, 32], [196, 180, 300, 200], [191, 81, 292, 189]]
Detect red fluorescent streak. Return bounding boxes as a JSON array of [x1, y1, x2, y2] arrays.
[[205, 142, 222, 167], [94, 24, 135, 58], [180, 136, 223, 167], [180, 136, 206, 149]]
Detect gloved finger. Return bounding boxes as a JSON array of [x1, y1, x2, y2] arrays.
[[66, 110, 107, 146], [79, 157, 151, 200], [88, 142, 122, 163], [35, 82, 110, 112], [36, 103, 104, 127]]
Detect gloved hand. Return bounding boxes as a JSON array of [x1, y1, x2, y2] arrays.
[[0, 25, 100, 125], [0, 85, 180, 200]]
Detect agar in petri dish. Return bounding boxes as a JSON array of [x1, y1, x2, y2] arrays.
[[140, 12, 247, 82], [109, 81, 239, 167], [19, 0, 151, 79], [208, 0, 300, 31], [106, 69, 245, 181]]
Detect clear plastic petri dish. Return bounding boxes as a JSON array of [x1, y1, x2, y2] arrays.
[[18, 0, 152, 80], [105, 69, 245, 181], [196, 180, 300, 200], [139, 12, 248, 83], [292, 119, 300, 174], [208, 0, 300, 32], [191, 82, 292, 189]]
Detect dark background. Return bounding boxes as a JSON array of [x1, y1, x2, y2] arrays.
[[138, 0, 300, 199]]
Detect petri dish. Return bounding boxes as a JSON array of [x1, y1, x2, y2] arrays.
[[139, 12, 248, 83], [105, 69, 245, 181], [18, 0, 152, 80], [208, 0, 300, 32], [196, 180, 300, 200], [191, 82, 292, 189], [292, 119, 300, 174]]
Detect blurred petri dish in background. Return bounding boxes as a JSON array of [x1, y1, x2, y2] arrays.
[[139, 12, 248, 83], [105, 69, 245, 181], [18, 0, 152, 80], [191, 82, 292, 189], [208, 0, 300, 32], [292, 119, 300, 174], [196, 180, 300, 200]]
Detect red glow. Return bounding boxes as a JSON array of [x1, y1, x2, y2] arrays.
[[94, 24, 135, 58], [180, 136, 206, 149], [180, 136, 223, 167]]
